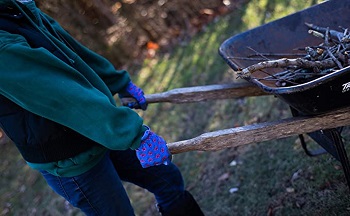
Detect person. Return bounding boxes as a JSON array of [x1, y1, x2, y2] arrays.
[[0, 0, 204, 215]]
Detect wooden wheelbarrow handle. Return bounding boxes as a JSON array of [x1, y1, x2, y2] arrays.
[[119, 83, 350, 154], [167, 106, 350, 154], [121, 82, 268, 105]]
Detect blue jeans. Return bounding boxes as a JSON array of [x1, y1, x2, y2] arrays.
[[40, 149, 185, 216]]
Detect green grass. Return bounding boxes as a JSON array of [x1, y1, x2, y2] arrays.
[[3, 0, 350, 215]]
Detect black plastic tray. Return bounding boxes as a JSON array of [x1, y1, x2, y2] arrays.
[[219, 0, 350, 115]]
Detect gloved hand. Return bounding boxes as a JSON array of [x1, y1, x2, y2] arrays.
[[136, 126, 171, 168], [119, 81, 148, 110]]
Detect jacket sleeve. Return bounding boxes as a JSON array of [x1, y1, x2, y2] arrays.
[[42, 13, 131, 95], [0, 31, 143, 150]]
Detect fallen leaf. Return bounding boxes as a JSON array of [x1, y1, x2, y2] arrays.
[[218, 172, 230, 181], [229, 187, 239, 193], [229, 160, 237, 166], [286, 187, 295, 193], [146, 41, 159, 50]]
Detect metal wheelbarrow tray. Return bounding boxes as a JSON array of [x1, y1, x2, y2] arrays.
[[219, 0, 350, 115], [220, 0, 350, 189]]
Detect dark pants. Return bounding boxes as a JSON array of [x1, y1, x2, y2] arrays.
[[40, 149, 185, 216]]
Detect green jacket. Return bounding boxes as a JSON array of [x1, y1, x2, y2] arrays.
[[0, 0, 145, 177]]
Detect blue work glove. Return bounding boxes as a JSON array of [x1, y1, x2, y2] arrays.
[[136, 126, 172, 168], [119, 81, 148, 110]]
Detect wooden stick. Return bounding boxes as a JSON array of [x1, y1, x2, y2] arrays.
[[237, 58, 336, 78], [121, 82, 269, 105], [168, 106, 350, 154]]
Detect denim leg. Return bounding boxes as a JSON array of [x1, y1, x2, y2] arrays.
[[40, 154, 134, 216], [109, 149, 185, 209]]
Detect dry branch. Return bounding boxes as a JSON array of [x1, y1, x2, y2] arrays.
[[234, 23, 350, 85], [237, 57, 336, 78]]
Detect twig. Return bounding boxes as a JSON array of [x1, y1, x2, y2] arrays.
[[326, 47, 343, 69], [247, 46, 270, 61], [247, 53, 305, 58], [234, 23, 349, 85], [305, 22, 344, 42], [227, 57, 270, 61], [236, 58, 336, 78]]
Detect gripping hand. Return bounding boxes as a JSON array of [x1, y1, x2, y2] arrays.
[[136, 126, 171, 168], [119, 81, 148, 110]]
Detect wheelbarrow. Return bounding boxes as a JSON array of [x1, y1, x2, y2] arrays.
[[119, 0, 350, 189], [219, 0, 350, 188]]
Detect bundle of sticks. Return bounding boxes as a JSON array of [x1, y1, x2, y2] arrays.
[[235, 23, 350, 87]]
